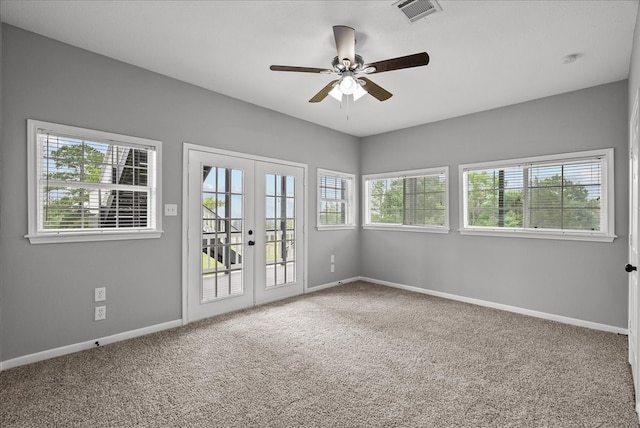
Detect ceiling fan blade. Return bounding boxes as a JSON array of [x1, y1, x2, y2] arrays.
[[333, 25, 356, 66], [270, 65, 332, 73], [365, 52, 430, 74], [360, 77, 393, 101], [309, 80, 339, 103]]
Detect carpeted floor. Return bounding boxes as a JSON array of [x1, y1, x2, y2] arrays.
[[1, 281, 638, 427]]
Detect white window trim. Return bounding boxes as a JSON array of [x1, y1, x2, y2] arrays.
[[362, 166, 450, 233], [26, 119, 163, 244], [458, 148, 616, 242], [317, 168, 357, 230]]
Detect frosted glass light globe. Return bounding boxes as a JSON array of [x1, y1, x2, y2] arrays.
[[339, 75, 357, 95]]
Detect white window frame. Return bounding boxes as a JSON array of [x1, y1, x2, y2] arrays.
[[362, 166, 450, 233], [459, 148, 615, 242], [317, 168, 357, 230], [26, 119, 163, 244]]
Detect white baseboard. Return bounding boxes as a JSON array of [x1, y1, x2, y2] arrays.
[[306, 276, 361, 293], [360, 277, 628, 335], [0, 319, 183, 371]]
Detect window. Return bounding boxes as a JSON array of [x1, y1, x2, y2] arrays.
[[317, 169, 356, 229], [460, 149, 615, 242], [363, 167, 449, 233], [27, 119, 162, 243]]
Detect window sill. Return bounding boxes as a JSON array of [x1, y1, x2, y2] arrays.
[[26, 230, 164, 244], [459, 228, 616, 242], [363, 225, 450, 234], [317, 225, 357, 231]]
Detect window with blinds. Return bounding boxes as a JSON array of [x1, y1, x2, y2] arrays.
[[317, 169, 356, 229], [460, 149, 615, 242], [27, 120, 162, 243], [363, 166, 449, 232]]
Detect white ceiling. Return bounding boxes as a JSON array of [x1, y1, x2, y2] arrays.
[[1, 0, 638, 137]]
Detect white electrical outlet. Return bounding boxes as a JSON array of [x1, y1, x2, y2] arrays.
[[331, 263, 335, 273], [95, 287, 106, 302], [95, 306, 106, 321], [330, 254, 335, 263]]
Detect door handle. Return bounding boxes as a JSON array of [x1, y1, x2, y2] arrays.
[[248, 240, 255, 246], [626, 263, 637, 273]]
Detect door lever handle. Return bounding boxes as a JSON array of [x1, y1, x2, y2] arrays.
[[626, 263, 637, 273], [248, 240, 255, 246]]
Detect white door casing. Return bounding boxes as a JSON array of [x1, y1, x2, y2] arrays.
[[629, 89, 640, 417]]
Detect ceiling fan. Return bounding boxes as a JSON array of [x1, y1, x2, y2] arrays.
[[270, 25, 430, 103]]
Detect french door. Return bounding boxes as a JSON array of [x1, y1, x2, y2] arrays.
[[185, 147, 305, 323]]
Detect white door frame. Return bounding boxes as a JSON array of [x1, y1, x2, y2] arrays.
[[181, 143, 309, 325], [630, 90, 640, 419]]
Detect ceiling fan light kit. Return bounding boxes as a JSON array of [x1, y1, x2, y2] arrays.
[[328, 79, 367, 102], [269, 25, 430, 106], [338, 72, 358, 94]]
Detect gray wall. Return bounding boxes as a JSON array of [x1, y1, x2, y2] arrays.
[[360, 80, 629, 328], [0, 25, 361, 361]]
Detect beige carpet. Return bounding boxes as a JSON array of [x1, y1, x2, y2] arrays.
[[1, 281, 638, 427]]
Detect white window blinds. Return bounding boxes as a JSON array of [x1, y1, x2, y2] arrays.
[[363, 167, 449, 232], [38, 132, 156, 231]]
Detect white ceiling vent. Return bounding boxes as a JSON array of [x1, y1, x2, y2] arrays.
[[393, 0, 442, 23]]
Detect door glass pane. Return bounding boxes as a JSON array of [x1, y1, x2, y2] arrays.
[[201, 165, 244, 302], [265, 174, 296, 287]]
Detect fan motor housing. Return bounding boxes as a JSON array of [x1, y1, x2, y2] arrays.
[[332, 55, 365, 71]]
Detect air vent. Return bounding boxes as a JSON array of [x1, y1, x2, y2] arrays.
[[393, 0, 442, 23]]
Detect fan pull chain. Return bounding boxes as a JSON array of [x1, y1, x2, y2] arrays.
[[346, 94, 349, 120], [340, 94, 351, 120]]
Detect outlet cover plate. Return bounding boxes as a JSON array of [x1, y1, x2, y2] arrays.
[[95, 305, 106, 321], [95, 287, 106, 302]]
